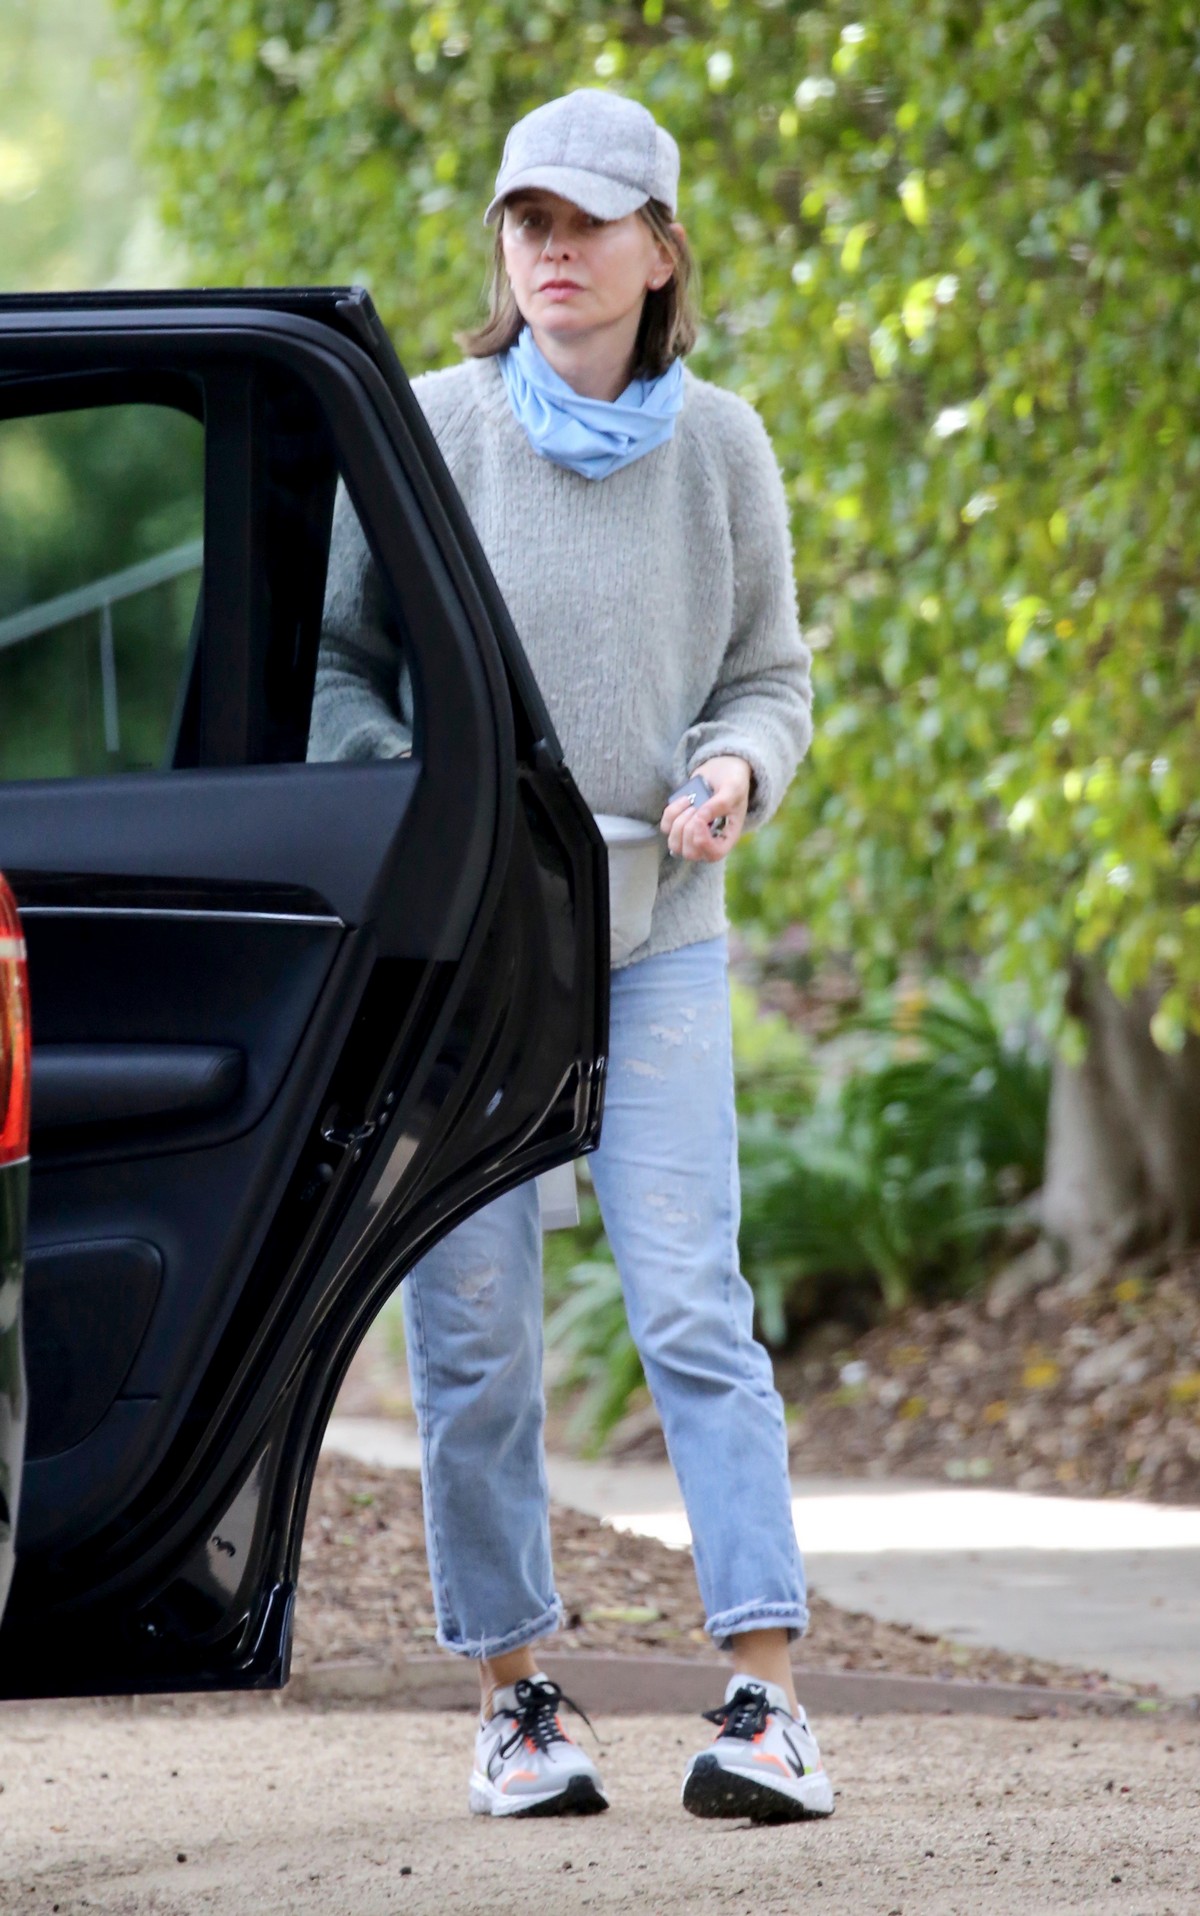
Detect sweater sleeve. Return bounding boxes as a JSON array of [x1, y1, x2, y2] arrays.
[[306, 478, 413, 764], [670, 399, 813, 829]]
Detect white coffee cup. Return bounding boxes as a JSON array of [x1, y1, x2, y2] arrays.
[[593, 813, 661, 965]]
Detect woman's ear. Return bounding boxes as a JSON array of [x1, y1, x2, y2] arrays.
[[650, 227, 683, 290]]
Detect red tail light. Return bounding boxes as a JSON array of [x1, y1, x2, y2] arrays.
[[0, 875, 31, 1166]]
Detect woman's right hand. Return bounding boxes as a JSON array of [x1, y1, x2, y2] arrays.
[[660, 756, 752, 862]]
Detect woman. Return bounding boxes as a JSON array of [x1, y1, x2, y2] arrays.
[[311, 87, 834, 1826]]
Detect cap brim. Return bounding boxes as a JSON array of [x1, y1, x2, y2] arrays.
[[484, 166, 650, 227]]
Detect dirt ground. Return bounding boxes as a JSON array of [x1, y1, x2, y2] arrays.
[[298, 1454, 1146, 1695], [1, 1699, 1197, 1915]]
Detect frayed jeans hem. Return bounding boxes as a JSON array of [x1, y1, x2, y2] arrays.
[[435, 1595, 564, 1662], [707, 1600, 809, 1652]]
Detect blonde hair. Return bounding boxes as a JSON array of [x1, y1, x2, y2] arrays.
[[454, 197, 701, 377]]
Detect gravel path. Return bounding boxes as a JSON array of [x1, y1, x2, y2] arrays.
[[2, 1699, 1197, 1914]]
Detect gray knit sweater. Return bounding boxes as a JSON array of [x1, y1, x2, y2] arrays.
[[308, 351, 813, 967]]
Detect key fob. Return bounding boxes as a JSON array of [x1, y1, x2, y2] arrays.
[[667, 772, 715, 809], [666, 772, 727, 843]]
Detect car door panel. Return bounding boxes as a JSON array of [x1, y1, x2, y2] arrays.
[[0, 289, 608, 1694], [31, 1045, 245, 1135], [24, 913, 340, 1157], [0, 761, 422, 946], [15, 923, 377, 1555], [21, 1237, 161, 1457], [18, 1401, 159, 1557]]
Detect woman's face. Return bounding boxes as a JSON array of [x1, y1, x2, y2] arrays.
[[500, 187, 678, 347]]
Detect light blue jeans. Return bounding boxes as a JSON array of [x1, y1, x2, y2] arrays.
[[401, 931, 807, 1658]]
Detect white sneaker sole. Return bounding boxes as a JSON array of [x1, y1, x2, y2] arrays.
[[468, 1769, 608, 1818], [682, 1752, 835, 1822]]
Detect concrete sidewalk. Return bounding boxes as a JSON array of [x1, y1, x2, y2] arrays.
[[322, 1416, 1200, 1699]]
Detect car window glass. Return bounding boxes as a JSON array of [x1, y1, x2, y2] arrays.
[[305, 476, 415, 768], [0, 373, 422, 781], [0, 403, 203, 779]]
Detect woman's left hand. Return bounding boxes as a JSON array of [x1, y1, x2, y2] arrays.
[[659, 755, 753, 863]]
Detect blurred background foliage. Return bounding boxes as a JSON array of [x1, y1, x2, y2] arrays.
[[0, 0, 183, 292], [0, 405, 203, 779], [4, 2, 1198, 1425], [0, 0, 198, 780]]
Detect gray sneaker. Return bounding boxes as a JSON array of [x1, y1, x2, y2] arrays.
[[682, 1674, 835, 1823], [469, 1674, 608, 1818]]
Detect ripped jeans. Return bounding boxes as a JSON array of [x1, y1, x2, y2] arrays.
[[400, 931, 807, 1659]]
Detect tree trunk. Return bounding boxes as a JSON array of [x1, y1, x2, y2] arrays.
[[1040, 954, 1200, 1272]]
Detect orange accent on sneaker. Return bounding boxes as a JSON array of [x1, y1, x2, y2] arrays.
[[752, 1753, 792, 1776], [502, 1770, 539, 1790]]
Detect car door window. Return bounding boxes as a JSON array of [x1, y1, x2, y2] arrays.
[[0, 370, 421, 782], [0, 402, 203, 779]]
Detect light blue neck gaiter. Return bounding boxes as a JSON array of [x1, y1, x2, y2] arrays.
[[498, 323, 685, 480]]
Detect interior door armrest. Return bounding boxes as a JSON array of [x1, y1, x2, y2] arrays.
[[31, 1045, 245, 1133]]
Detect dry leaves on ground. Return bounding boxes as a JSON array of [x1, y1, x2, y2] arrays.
[[781, 1247, 1200, 1504], [294, 1454, 1147, 1696]]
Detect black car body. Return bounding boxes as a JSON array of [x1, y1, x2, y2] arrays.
[[0, 288, 608, 1696]]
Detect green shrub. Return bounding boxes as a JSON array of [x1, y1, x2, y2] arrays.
[[740, 974, 1049, 1325]]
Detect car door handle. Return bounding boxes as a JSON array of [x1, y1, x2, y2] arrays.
[[31, 1044, 245, 1133]]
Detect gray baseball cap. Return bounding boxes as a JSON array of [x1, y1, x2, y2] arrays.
[[483, 89, 680, 227]]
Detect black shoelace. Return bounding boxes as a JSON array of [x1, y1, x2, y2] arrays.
[[495, 1676, 598, 1760], [702, 1682, 772, 1741]]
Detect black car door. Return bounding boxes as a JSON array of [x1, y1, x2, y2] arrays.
[[0, 288, 608, 1697]]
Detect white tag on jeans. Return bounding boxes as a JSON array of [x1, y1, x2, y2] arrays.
[[536, 1159, 581, 1231]]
